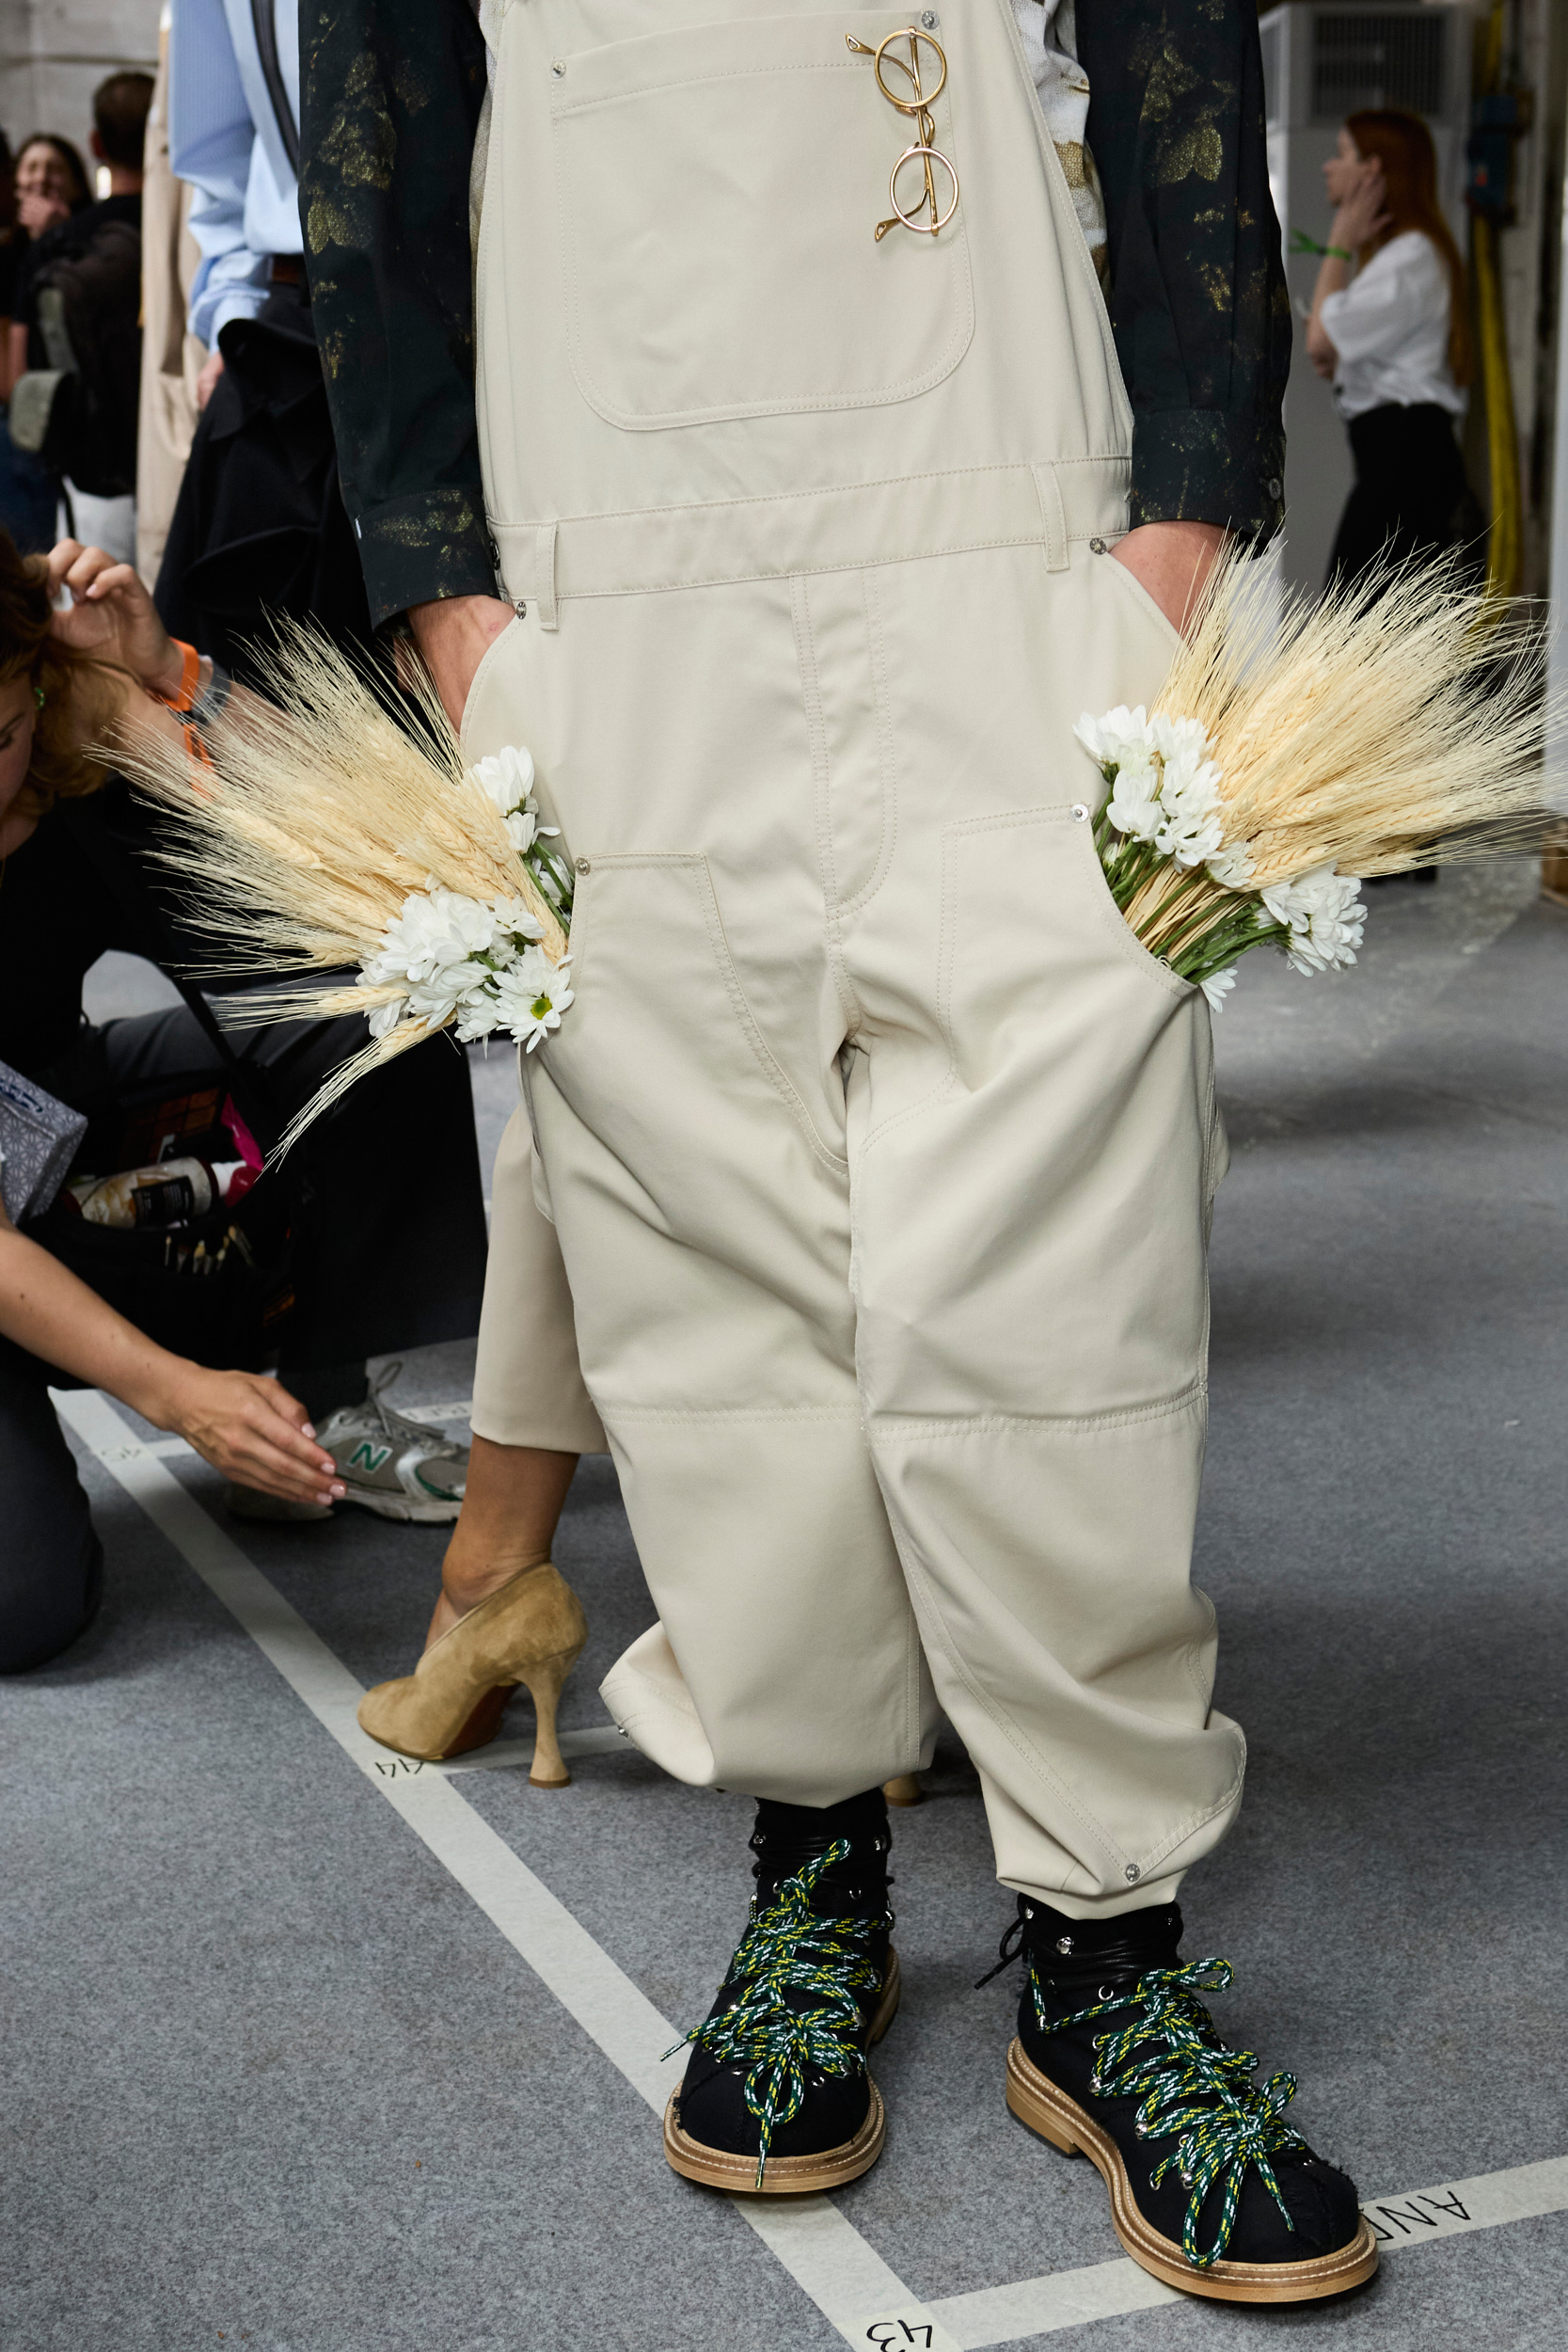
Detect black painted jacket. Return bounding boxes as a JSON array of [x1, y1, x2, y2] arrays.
[[300, 0, 1289, 628]]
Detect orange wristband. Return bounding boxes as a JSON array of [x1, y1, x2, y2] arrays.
[[148, 638, 202, 714]]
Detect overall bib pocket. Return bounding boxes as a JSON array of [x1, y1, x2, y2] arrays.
[[549, 10, 974, 429]]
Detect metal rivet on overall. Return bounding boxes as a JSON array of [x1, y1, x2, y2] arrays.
[[1089, 535, 1108, 555], [1055, 1935, 1074, 1954], [1070, 803, 1089, 822], [920, 8, 939, 25], [550, 59, 566, 76], [1124, 1864, 1141, 1883], [1267, 476, 1283, 500], [577, 859, 591, 874], [514, 599, 528, 619]]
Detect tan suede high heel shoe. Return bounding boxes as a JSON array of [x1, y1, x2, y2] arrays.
[[357, 1561, 588, 1784]]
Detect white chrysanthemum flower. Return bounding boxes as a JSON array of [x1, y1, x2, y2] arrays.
[[367, 997, 405, 1040], [503, 806, 539, 855], [491, 894, 546, 946], [468, 744, 536, 818], [1154, 755, 1225, 868], [492, 950, 574, 1052], [452, 978, 504, 1043], [1261, 865, 1366, 974], [1074, 704, 1155, 773], [1104, 761, 1164, 841], [1148, 711, 1212, 767], [362, 885, 498, 990], [404, 969, 477, 1028], [1200, 965, 1238, 1011], [1208, 840, 1256, 888]]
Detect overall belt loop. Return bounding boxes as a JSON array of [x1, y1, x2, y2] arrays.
[[1030, 463, 1069, 574], [536, 522, 561, 631]]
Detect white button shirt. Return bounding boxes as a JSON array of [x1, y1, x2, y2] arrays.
[[1321, 230, 1465, 421]]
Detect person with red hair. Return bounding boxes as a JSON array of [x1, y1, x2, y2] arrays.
[[1305, 108, 1471, 591]]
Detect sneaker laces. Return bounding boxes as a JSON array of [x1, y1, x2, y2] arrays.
[[356, 1361, 460, 1454], [666, 1841, 888, 2187], [1031, 1956, 1307, 2271]]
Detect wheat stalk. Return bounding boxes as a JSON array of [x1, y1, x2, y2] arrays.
[[1089, 550, 1556, 992], [117, 622, 567, 977], [108, 625, 573, 1148]]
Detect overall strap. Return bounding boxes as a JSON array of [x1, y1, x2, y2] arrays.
[[250, 0, 302, 180]]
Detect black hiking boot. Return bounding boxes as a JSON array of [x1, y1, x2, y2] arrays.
[[991, 1897, 1377, 2304], [663, 1788, 898, 2195]]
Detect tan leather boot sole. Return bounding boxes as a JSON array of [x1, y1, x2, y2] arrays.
[[663, 1950, 900, 2196], [1006, 2040, 1379, 2304], [357, 1561, 587, 1778]]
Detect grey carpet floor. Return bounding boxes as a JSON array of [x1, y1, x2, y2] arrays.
[[5, 863, 1565, 2350]]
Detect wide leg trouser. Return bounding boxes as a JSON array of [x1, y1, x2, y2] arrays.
[[467, 530, 1243, 1917]]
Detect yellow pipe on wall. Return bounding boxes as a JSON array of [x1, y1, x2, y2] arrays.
[[1473, 0, 1522, 601], [1474, 215, 1522, 600]]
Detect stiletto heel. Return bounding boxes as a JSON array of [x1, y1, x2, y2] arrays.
[[519, 1648, 578, 1787], [357, 1561, 588, 1765]]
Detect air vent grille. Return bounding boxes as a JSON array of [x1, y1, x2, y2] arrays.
[[1312, 12, 1448, 122]]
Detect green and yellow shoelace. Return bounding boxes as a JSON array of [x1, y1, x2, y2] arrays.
[[668, 1841, 886, 2186], [1034, 1956, 1307, 2270]]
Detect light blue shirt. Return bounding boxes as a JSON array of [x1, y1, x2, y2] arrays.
[[169, 0, 301, 348]]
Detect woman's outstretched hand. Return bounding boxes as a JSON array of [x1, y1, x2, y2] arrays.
[[152, 1363, 346, 1507], [46, 540, 187, 700], [0, 1201, 345, 1508]]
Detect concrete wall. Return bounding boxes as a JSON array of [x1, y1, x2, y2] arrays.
[[0, 0, 161, 170]]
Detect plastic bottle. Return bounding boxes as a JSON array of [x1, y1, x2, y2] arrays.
[[69, 1157, 219, 1230]]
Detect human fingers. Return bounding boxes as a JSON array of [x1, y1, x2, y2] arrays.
[[78, 560, 144, 603], [262, 1376, 315, 1434], [227, 1427, 344, 1504], [237, 1376, 341, 1472], [45, 538, 86, 596], [195, 351, 226, 411], [61, 544, 121, 603], [204, 1395, 344, 1502]]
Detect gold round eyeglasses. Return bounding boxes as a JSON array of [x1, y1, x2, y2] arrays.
[[846, 26, 960, 243]]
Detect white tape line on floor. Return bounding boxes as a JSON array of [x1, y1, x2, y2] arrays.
[[920, 2156, 1568, 2347], [58, 1391, 1568, 2351], [55, 1389, 955, 2352]]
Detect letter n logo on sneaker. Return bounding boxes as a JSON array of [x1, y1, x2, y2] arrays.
[[350, 1440, 394, 1473]]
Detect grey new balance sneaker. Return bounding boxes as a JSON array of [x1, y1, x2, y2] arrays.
[[313, 1364, 469, 1524]]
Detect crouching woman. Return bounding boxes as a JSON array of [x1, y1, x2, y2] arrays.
[[0, 533, 489, 1670]]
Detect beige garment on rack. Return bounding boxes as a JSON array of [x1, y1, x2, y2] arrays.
[[464, 0, 1242, 1915], [135, 17, 207, 589]]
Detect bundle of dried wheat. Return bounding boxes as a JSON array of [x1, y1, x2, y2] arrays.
[[113, 626, 573, 1147], [1076, 552, 1552, 1008]]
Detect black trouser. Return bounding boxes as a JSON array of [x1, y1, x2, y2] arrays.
[[0, 1339, 104, 1673], [2, 1001, 487, 1674], [1326, 402, 1471, 594]]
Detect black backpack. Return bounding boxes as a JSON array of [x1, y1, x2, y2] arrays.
[[8, 213, 142, 496]]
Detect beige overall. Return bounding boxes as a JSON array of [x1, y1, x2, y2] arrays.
[[464, 0, 1243, 1915]]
